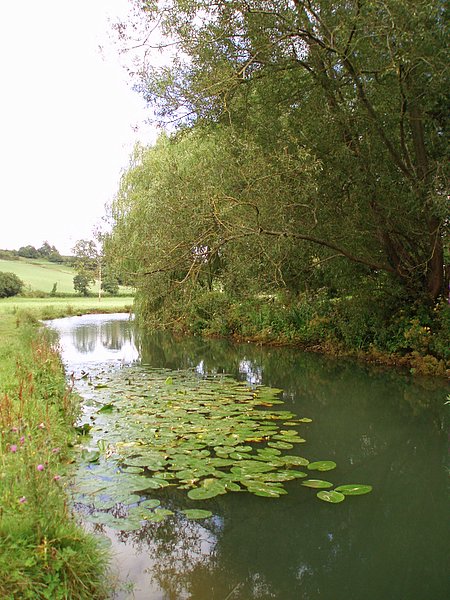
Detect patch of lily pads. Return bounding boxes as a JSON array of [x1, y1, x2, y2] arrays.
[[71, 366, 372, 529]]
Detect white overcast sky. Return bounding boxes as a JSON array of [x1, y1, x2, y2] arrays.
[[0, 0, 157, 255]]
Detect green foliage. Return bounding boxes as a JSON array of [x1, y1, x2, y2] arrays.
[[71, 364, 371, 519], [18, 245, 40, 259], [73, 273, 92, 296], [112, 0, 447, 304], [0, 271, 24, 298], [0, 317, 110, 599], [101, 272, 119, 295]]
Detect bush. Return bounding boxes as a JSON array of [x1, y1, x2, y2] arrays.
[[0, 272, 24, 298]]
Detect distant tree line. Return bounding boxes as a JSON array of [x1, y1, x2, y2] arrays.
[[0, 242, 71, 264]]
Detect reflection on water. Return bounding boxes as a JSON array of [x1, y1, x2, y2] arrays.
[[47, 315, 449, 600], [48, 313, 138, 365]]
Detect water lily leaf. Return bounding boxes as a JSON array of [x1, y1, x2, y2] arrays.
[[317, 490, 345, 503], [97, 403, 114, 413], [302, 479, 334, 489], [181, 509, 213, 519], [267, 441, 294, 450], [113, 493, 141, 505], [84, 512, 115, 525], [264, 471, 307, 482], [245, 482, 287, 498], [121, 466, 144, 474], [139, 499, 161, 509], [282, 455, 309, 466], [109, 518, 143, 531], [334, 484, 373, 496], [136, 477, 170, 490], [81, 448, 101, 463], [187, 480, 226, 500], [307, 461, 337, 472], [223, 480, 241, 492], [91, 498, 117, 510]]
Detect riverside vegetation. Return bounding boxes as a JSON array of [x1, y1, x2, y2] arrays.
[[0, 301, 132, 599], [106, 1, 449, 376]]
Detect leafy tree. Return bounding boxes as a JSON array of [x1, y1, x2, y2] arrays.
[[73, 273, 91, 296], [0, 272, 24, 298], [18, 245, 39, 259], [115, 0, 448, 301], [101, 272, 120, 295], [38, 241, 63, 263]]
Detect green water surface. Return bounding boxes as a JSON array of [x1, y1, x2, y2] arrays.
[[49, 314, 449, 600]]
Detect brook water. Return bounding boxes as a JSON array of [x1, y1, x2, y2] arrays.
[[48, 313, 448, 600]]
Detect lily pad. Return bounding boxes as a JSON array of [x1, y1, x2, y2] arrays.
[[307, 461, 337, 472], [139, 499, 161, 509], [181, 509, 213, 519], [334, 484, 373, 496], [301, 479, 334, 489], [317, 490, 345, 503]]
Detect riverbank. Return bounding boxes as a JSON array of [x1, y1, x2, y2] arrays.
[[138, 291, 449, 378], [0, 301, 134, 598], [0, 295, 134, 319]]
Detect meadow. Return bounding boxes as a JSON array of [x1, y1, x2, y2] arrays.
[[0, 296, 134, 318], [0, 258, 77, 294]]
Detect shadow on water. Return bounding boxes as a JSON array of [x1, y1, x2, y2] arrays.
[[49, 315, 449, 600]]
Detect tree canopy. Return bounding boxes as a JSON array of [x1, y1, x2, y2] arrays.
[[108, 0, 448, 330]]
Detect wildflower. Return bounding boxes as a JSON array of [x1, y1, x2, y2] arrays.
[[53, 475, 61, 481], [11, 427, 18, 433], [36, 464, 44, 471], [38, 423, 45, 430], [20, 436, 25, 445], [52, 447, 60, 454], [9, 445, 17, 453], [19, 496, 27, 504]]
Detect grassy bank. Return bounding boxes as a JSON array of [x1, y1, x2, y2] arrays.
[[0, 305, 129, 598], [138, 290, 450, 377], [0, 296, 134, 320]]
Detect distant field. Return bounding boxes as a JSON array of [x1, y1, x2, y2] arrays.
[[0, 258, 134, 295], [0, 296, 134, 318], [0, 258, 76, 293]]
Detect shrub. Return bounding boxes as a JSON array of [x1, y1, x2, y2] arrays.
[[0, 272, 24, 298]]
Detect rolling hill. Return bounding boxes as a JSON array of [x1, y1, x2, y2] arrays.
[[0, 258, 77, 293]]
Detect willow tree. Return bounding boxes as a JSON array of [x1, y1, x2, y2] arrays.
[[108, 128, 328, 323], [115, 0, 448, 302]]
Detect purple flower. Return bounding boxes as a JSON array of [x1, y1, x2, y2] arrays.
[[20, 436, 25, 445], [53, 475, 61, 481], [9, 445, 17, 453], [36, 464, 44, 471], [11, 427, 18, 433], [52, 448, 60, 454], [19, 496, 27, 504]]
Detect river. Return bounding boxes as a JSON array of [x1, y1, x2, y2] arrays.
[[47, 313, 449, 600]]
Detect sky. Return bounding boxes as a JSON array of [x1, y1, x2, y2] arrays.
[[0, 0, 157, 255]]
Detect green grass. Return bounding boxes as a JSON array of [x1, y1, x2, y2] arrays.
[[0, 257, 134, 296], [0, 258, 77, 294], [0, 296, 134, 319], [0, 314, 111, 599]]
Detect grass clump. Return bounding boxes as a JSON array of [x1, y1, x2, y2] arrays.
[[0, 315, 110, 599]]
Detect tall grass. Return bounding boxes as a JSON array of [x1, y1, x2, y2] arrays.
[[0, 316, 111, 599]]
